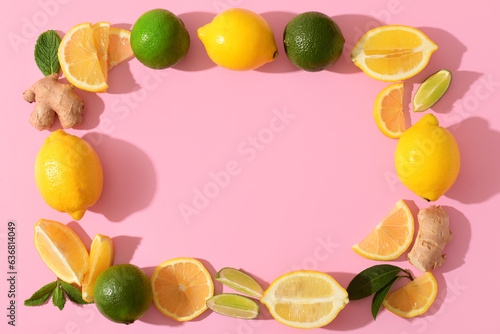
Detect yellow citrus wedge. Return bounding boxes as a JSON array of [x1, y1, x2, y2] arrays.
[[108, 28, 133, 69], [260, 271, 349, 329], [383, 272, 438, 317], [373, 82, 406, 139], [34, 219, 89, 286], [351, 25, 438, 81], [151, 258, 214, 321], [92, 22, 110, 82], [352, 200, 414, 260], [82, 234, 114, 302], [58, 23, 108, 92]]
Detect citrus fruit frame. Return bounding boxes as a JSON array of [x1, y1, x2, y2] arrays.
[[28, 11, 450, 328]]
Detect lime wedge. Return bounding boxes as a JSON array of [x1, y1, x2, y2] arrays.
[[207, 293, 259, 319], [215, 267, 264, 298], [413, 69, 452, 112]]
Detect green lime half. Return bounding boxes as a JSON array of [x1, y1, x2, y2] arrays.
[[413, 69, 452, 112], [215, 267, 264, 298], [206, 293, 259, 319]]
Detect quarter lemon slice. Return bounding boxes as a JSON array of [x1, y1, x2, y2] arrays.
[[413, 69, 452, 112], [373, 82, 406, 139], [34, 219, 89, 286], [108, 28, 133, 69], [92, 22, 110, 82], [351, 25, 438, 81], [383, 272, 438, 317], [58, 23, 108, 92], [261, 271, 349, 329], [82, 234, 114, 302], [352, 200, 414, 260]]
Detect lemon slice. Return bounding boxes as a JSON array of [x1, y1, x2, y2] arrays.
[[207, 293, 259, 319], [34, 219, 89, 285], [383, 272, 438, 317], [151, 258, 214, 321], [352, 200, 414, 260], [413, 69, 452, 112], [108, 28, 133, 69], [58, 23, 108, 92], [373, 82, 406, 139], [82, 234, 114, 302], [92, 22, 110, 82], [351, 25, 438, 81]]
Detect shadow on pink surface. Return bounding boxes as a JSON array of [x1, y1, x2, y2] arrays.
[[83, 133, 157, 222], [112, 235, 142, 264], [174, 12, 217, 72], [446, 117, 500, 203], [256, 11, 299, 73]]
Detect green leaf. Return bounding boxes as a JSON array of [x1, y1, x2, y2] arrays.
[[24, 281, 57, 306], [59, 280, 91, 304], [34, 30, 61, 76], [347, 265, 403, 300], [371, 276, 403, 320], [52, 281, 66, 310]]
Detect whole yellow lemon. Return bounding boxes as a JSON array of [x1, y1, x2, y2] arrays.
[[395, 114, 460, 201], [197, 8, 278, 70], [35, 130, 103, 220]]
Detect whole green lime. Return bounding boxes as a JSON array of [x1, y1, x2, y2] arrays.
[[283, 12, 345, 72], [93, 264, 152, 324], [131, 8, 190, 69]]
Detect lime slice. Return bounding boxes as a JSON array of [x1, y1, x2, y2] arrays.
[[215, 267, 264, 298], [413, 69, 452, 112], [207, 293, 259, 319]]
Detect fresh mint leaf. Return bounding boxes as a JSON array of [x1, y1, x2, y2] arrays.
[[24, 281, 56, 306], [52, 280, 66, 310], [347, 265, 403, 300], [371, 276, 403, 320], [34, 30, 61, 76], [59, 280, 91, 304]]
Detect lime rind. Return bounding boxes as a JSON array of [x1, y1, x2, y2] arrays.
[[216, 267, 264, 298], [413, 69, 452, 112], [206, 293, 259, 319]]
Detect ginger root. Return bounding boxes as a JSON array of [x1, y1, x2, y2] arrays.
[[408, 205, 452, 272], [23, 73, 84, 130]]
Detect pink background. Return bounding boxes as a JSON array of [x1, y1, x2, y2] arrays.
[[1, 0, 499, 332]]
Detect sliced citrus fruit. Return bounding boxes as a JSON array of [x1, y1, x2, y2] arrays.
[[261, 271, 349, 329], [413, 69, 452, 112], [92, 22, 110, 82], [151, 257, 214, 321], [383, 272, 437, 317], [215, 267, 264, 298], [352, 200, 414, 260], [374, 82, 406, 139], [108, 27, 133, 69], [351, 25, 438, 81], [82, 234, 114, 302], [58, 22, 108, 92], [207, 293, 260, 319], [34, 219, 89, 286]]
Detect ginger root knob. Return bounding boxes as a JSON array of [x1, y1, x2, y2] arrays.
[[408, 205, 452, 272], [23, 73, 84, 130]]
